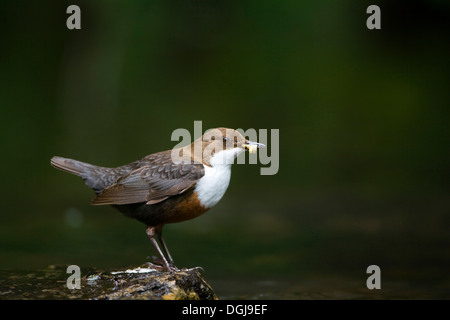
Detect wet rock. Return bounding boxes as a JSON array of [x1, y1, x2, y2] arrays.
[[0, 263, 218, 300], [89, 264, 218, 300]]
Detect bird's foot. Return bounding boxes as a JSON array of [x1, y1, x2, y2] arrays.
[[146, 257, 203, 273], [146, 257, 180, 273], [181, 266, 205, 273], [142, 261, 167, 272]]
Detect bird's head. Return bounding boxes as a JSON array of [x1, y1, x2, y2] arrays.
[[191, 128, 265, 166]]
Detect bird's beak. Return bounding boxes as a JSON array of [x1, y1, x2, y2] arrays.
[[242, 140, 266, 154]]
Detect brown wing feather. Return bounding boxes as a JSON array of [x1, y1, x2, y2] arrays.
[[90, 159, 205, 206]]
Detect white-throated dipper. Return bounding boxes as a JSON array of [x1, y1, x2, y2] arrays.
[[51, 128, 265, 271]]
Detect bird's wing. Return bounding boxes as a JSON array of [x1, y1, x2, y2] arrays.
[[90, 159, 205, 206]]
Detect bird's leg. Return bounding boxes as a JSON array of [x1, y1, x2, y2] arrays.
[[155, 225, 176, 268], [146, 226, 172, 272]]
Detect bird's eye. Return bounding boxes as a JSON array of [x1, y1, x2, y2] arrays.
[[210, 136, 215, 141], [223, 137, 229, 142]]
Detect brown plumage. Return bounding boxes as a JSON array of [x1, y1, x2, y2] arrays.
[[50, 128, 265, 271]]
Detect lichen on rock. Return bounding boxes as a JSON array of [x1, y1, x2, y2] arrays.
[[89, 263, 218, 300]]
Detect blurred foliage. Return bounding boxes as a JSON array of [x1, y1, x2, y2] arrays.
[[0, 0, 449, 292]]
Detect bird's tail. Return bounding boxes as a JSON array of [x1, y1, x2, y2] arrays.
[[50, 156, 91, 176], [50, 156, 112, 193]]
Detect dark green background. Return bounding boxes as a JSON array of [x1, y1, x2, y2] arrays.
[[1, 1, 449, 298]]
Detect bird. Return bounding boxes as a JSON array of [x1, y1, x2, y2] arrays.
[[50, 127, 265, 271]]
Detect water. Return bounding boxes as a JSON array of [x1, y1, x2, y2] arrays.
[[1, 265, 448, 300], [1, 194, 449, 300]]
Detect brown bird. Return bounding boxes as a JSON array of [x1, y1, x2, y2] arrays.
[[51, 128, 265, 271]]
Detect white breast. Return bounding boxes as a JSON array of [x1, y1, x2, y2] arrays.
[[194, 148, 242, 208]]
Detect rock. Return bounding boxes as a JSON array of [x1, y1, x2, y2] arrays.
[[88, 263, 218, 300], [0, 263, 218, 300]]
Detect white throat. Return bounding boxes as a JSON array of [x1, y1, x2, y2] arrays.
[[209, 147, 243, 166], [194, 148, 243, 208]]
